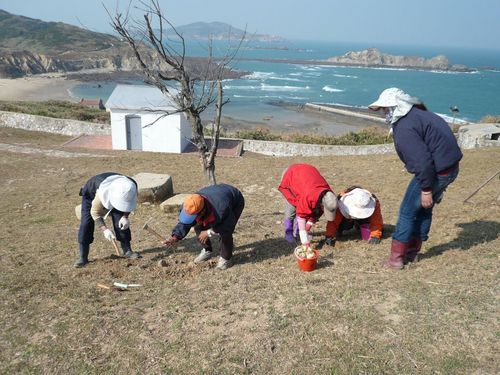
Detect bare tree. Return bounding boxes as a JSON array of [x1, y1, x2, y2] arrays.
[[108, 0, 244, 185]]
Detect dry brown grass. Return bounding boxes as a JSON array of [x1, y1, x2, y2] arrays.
[[0, 126, 499, 374]]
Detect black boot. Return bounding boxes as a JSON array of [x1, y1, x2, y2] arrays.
[[121, 241, 141, 259], [74, 244, 89, 268]]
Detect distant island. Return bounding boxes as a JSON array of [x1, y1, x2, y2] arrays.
[[325, 48, 473, 72]]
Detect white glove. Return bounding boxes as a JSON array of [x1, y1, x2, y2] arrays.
[[299, 230, 312, 245], [119, 216, 130, 230], [103, 228, 116, 241]]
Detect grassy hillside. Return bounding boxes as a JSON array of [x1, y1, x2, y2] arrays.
[[0, 9, 119, 54], [0, 127, 499, 374]]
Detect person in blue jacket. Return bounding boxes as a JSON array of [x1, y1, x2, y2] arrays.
[[162, 183, 245, 270], [369, 88, 462, 269]]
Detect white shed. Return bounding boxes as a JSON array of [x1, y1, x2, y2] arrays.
[[105, 84, 192, 153]]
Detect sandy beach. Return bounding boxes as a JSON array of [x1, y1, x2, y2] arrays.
[[0, 74, 79, 102], [0, 73, 384, 135]]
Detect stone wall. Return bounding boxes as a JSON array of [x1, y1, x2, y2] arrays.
[[0, 110, 110, 136], [241, 139, 395, 156]]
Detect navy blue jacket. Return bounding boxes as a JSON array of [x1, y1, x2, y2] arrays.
[[393, 107, 462, 189], [172, 184, 245, 239]]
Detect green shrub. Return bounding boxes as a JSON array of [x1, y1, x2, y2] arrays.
[[231, 126, 392, 145], [0, 100, 110, 123]]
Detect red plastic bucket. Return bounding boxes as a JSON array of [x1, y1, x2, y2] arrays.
[[295, 249, 319, 272]]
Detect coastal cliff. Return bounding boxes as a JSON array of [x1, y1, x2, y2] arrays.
[[326, 48, 471, 72], [0, 49, 248, 80]]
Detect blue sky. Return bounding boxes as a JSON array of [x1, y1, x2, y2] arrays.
[[1, 0, 499, 50]]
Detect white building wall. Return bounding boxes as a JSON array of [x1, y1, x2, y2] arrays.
[[108, 107, 191, 153], [110, 110, 128, 150], [179, 114, 192, 152], [140, 112, 182, 153]]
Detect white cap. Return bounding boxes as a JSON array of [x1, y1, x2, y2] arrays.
[[339, 188, 376, 219], [322, 191, 337, 221]]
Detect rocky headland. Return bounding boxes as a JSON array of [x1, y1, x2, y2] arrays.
[[325, 48, 472, 72]]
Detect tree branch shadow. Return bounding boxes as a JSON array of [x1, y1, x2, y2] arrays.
[[420, 220, 500, 260]]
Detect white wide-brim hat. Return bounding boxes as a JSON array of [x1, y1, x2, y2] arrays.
[[338, 188, 375, 219], [368, 87, 405, 110], [108, 177, 138, 213]]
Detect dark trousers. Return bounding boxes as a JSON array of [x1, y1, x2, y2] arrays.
[[194, 199, 244, 260], [77, 195, 131, 245]]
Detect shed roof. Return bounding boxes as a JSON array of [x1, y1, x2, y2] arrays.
[[105, 84, 178, 111]]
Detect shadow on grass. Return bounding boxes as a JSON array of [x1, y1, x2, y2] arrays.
[[137, 236, 209, 258], [421, 220, 500, 260], [234, 237, 298, 265]]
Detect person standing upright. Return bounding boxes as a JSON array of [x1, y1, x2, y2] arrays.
[[369, 88, 462, 269]]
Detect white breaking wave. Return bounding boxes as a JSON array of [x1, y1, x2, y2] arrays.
[[333, 74, 358, 79], [437, 113, 468, 124], [243, 71, 275, 80], [269, 76, 305, 82], [261, 83, 310, 92], [322, 85, 344, 93], [223, 85, 259, 90]]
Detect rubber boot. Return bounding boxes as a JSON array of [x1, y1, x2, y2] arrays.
[[284, 219, 294, 243], [121, 241, 141, 259], [382, 239, 407, 269], [405, 237, 423, 264], [74, 244, 89, 268]]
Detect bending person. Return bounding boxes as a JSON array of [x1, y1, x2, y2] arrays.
[[162, 183, 245, 270], [76, 172, 141, 268], [326, 187, 383, 246], [278, 163, 337, 247]]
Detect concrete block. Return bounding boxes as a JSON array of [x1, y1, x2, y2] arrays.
[[160, 193, 189, 214], [458, 123, 500, 149], [75, 204, 81, 220], [134, 173, 174, 203]]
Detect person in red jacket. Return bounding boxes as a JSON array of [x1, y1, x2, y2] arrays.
[[325, 187, 383, 246], [278, 163, 337, 246]]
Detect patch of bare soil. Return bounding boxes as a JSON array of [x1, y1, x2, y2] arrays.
[[0, 126, 499, 374]]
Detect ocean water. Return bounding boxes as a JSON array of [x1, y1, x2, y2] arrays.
[[70, 40, 500, 124]]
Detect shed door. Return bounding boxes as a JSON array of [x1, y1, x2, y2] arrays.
[[125, 116, 142, 150]]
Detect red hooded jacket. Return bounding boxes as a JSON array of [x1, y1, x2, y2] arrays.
[[278, 163, 333, 222]]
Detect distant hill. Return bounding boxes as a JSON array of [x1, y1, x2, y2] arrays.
[[165, 22, 285, 42], [0, 9, 120, 54], [0, 11, 263, 78]]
